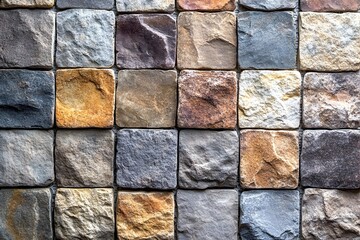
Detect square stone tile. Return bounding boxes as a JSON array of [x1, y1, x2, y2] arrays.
[[239, 70, 301, 129], [240, 130, 299, 189], [56, 9, 115, 68], [177, 12, 236, 70], [301, 0, 360, 12], [116, 70, 177, 128], [179, 130, 239, 189], [116, 14, 176, 69], [116, 129, 178, 189], [301, 130, 360, 189], [0, 10, 55, 68], [177, 0, 236, 11], [117, 0, 175, 12], [0, 188, 52, 240], [238, 11, 297, 70], [0, 0, 54, 8], [56, 69, 115, 128], [55, 130, 114, 187], [0, 70, 55, 128], [178, 70, 237, 129], [117, 192, 174, 239], [177, 190, 238, 240], [240, 0, 297, 10], [240, 190, 300, 240], [57, 0, 113, 9]]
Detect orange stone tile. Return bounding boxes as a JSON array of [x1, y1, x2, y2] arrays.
[[178, 0, 235, 11]]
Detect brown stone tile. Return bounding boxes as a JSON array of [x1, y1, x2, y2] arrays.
[[301, 0, 360, 12], [177, 0, 235, 11]]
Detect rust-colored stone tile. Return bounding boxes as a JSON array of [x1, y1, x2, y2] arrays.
[[56, 69, 115, 128], [301, 0, 360, 12], [177, 0, 235, 11]]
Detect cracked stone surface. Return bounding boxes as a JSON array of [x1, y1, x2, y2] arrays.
[[56, 9, 115, 68], [179, 130, 239, 189], [239, 70, 301, 129], [178, 70, 237, 129], [0, 70, 55, 128], [303, 72, 360, 129], [0, 188, 52, 240], [116, 14, 176, 69], [0, 10, 55, 68], [177, 12, 237, 70], [55, 188, 114, 240], [55, 130, 114, 187], [240, 130, 299, 189], [117, 0, 174, 12], [56, 69, 115, 128], [240, 0, 297, 10], [178, 0, 235, 11], [57, 0, 113, 9], [117, 192, 174, 240], [116, 70, 177, 128], [300, 13, 360, 71], [0, 0, 54, 8], [302, 188, 360, 240], [301, 0, 360, 12], [0, 130, 54, 187], [301, 130, 360, 189], [240, 190, 300, 240]]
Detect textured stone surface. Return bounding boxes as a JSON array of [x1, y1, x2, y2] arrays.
[[300, 13, 360, 71], [240, 0, 297, 10], [301, 0, 360, 12], [0, 189, 52, 240], [55, 130, 114, 187], [238, 11, 297, 70], [117, 192, 174, 240], [177, 12, 236, 70], [55, 188, 114, 240], [56, 69, 115, 128], [116, 70, 177, 128], [0, 0, 54, 8], [116, 129, 178, 189], [57, 0, 113, 9], [303, 72, 360, 129], [178, 0, 235, 11], [117, 0, 174, 12], [0, 10, 54, 68], [179, 130, 239, 189], [239, 71, 301, 129], [57, 9, 115, 68], [177, 190, 238, 240], [178, 71, 237, 129], [116, 14, 176, 69], [301, 130, 360, 189], [240, 130, 299, 189], [302, 188, 360, 240], [240, 190, 300, 240], [0, 70, 55, 128], [0, 130, 54, 187]]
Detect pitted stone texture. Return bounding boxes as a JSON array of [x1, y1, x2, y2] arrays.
[[177, 190, 238, 240], [240, 0, 297, 10], [239, 71, 301, 129], [0, 10, 54, 68], [301, 130, 360, 189], [303, 72, 360, 129], [116, 70, 177, 128], [300, 13, 360, 71], [117, 0, 174, 12], [177, 12, 236, 70], [240, 190, 300, 240], [116, 129, 178, 189], [301, 0, 360, 12], [55, 188, 114, 240], [302, 188, 360, 240], [0, 0, 54, 8], [238, 11, 297, 70], [117, 192, 174, 240], [0, 130, 54, 187], [178, 0, 235, 11], [0, 189, 52, 240], [56, 69, 115, 128], [55, 130, 114, 187], [240, 130, 299, 189], [57, 9, 115, 68], [57, 0, 113, 9], [0, 70, 55, 128], [178, 71, 237, 129], [116, 14, 176, 69], [179, 130, 239, 189]]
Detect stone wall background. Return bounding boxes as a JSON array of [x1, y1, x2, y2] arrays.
[[0, 0, 359, 239]]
